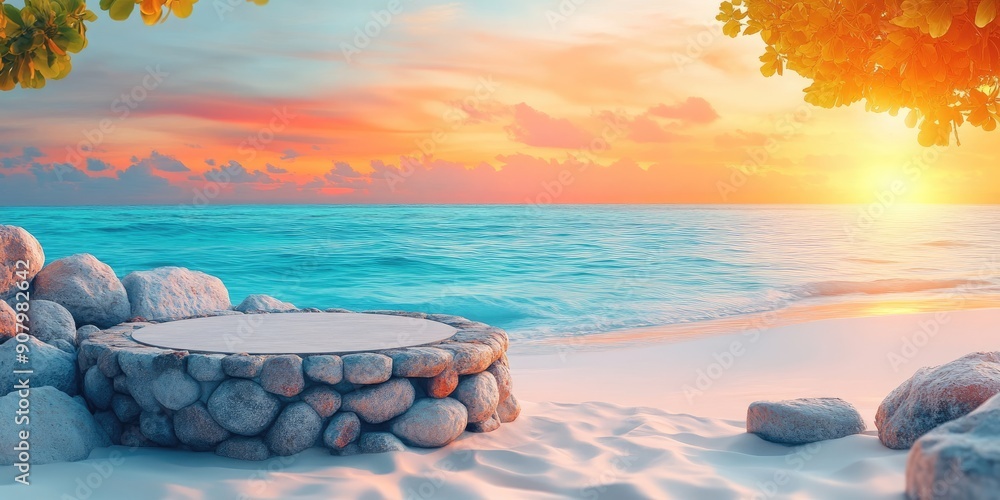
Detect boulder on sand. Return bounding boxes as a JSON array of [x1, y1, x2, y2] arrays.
[[234, 294, 297, 313], [121, 267, 231, 322], [323, 412, 360, 450], [747, 398, 866, 445], [265, 402, 322, 456], [876, 352, 1000, 449], [453, 372, 499, 424], [906, 393, 1000, 499], [31, 254, 130, 329], [0, 300, 16, 342], [0, 225, 44, 302], [0, 336, 77, 396], [26, 300, 76, 345], [0, 386, 110, 465], [358, 432, 406, 454], [390, 398, 468, 448]]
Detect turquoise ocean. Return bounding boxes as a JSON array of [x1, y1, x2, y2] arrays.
[[5, 205, 1000, 342]]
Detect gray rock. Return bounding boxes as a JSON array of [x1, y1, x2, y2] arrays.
[[84, 366, 114, 410], [266, 402, 322, 456], [259, 355, 305, 397], [187, 353, 226, 382], [152, 369, 201, 410], [358, 432, 406, 454], [877, 352, 1000, 450], [153, 351, 187, 372], [0, 300, 16, 342], [207, 379, 281, 436], [118, 350, 163, 412], [451, 328, 507, 361], [121, 267, 231, 322], [342, 353, 393, 385], [302, 386, 341, 418], [199, 380, 221, 403], [31, 254, 130, 329], [112, 374, 128, 394], [363, 310, 427, 319], [388, 347, 453, 378], [324, 308, 353, 313], [174, 402, 231, 451], [0, 387, 109, 465], [341, 378, 415, 424], [425, 314, 473, 327], [747, 398, 866, 445], [140, 411, 178, 446], [97, 349, 120, 378], [216, 437, 271, 461], [0, 225, 44, 302], [468, 412, 501, 433], [222, 353, 266, 378], [303, 355, 343, 384], [76, 325, 101, 343], [453, 372, 500, 424], [93, 411, 122, 444], [497, 394, 521, 423], [333, 443, 361, 456], [486, 362, 512, 403], [77, 342, 104, 372], [427, 367, 459, 398], [50, 339, 75, 354], [390, 398, 468, 448], [438, 343, 495, 375], [235, 294, 297, 313], [120, 424, 156, 448], [323, 412, 361, 450], [332, 380, 359, 394], [26, 300, 76, 345], [111, 394, 141, 422], [906, 393, 1000, 500], [0, 336, 77, 396]]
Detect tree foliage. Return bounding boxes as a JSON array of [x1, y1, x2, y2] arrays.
[[0, 0, 265, 90], [718, 0, 1000, 146]]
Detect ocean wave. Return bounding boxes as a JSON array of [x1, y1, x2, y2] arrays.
[[790, 278, 993, 299], [844, 257, 898, 265], [922, 240, 972, 248]]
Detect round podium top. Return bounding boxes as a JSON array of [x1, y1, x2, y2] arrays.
[[130, 312, 458, 355]]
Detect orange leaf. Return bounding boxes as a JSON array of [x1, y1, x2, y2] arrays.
[[977, 0, 998, 27]]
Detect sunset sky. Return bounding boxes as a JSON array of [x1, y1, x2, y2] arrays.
[[1, 0, 998, 205]]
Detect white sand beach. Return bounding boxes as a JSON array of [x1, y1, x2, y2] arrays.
[[4, 307, 999, 499]]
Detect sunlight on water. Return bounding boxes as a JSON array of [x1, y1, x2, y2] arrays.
[[4, 204, 1000, 341]]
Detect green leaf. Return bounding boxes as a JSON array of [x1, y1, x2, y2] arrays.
[[3, 4, 24, 27], [108, 0, 134, 21], [33, 50, 58, 78], [57, 25, 84, 52], [10, 35, 33, 55], [54, 54, 70, 78]]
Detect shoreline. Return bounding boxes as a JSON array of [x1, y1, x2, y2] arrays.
[[514, 294, 1000, 354], [513, 307, 1000, 421]]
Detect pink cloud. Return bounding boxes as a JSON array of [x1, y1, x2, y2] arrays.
[[648, 97, 719, 124], [627, 115, 685, 143], [505, 103, 592, 148]]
